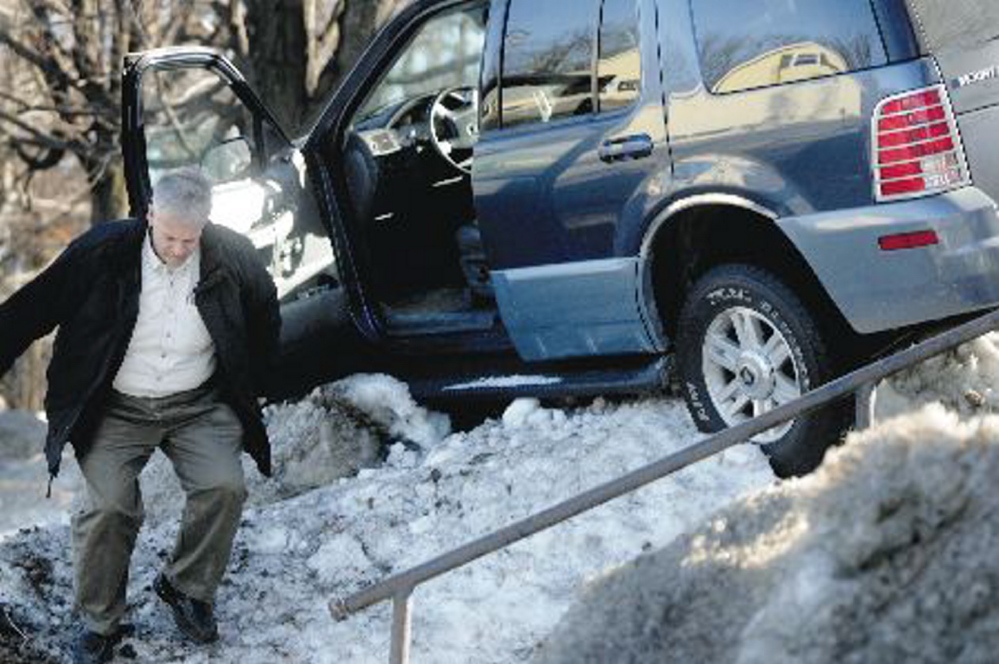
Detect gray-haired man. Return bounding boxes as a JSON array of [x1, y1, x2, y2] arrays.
[[0, 168, 280, 663]]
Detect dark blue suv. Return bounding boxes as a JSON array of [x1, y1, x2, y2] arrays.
[[121, 0, 999, 475]]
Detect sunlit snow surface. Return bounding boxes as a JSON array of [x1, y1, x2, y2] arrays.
[[0, 375, 771, 663], [2, 331, 999, 662]]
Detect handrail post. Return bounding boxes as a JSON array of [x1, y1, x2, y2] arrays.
[[855, 382, 878, 431], [390, 588, 414, 664]]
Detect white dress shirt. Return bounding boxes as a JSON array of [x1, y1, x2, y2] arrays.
[[112, 234, 216, 398]]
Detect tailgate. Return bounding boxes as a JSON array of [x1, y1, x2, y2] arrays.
[[905, 0, 999, 201]]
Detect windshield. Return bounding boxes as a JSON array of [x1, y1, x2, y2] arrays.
[[905, 0, 999, 52], [355, 5, 487, 124]]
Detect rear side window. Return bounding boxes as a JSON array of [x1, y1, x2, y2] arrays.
[[598, 0, 641, 111], [500, 0, 595, 128], [905, 0, 999, 53], [691, 0, 887, 94]]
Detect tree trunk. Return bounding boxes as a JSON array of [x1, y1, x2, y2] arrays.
[[232, 0, 406, 131], [6, 338, 51, 412], [240, 0, 310, 133], [304, 0, 405, 123], [337, 0, 400, 74], [87, 159, 129, 224]]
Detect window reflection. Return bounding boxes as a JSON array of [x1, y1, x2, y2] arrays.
[[357, 7, 486, 123], [692, 0, 886, 94], [501, 1, 595, 128], [598, 0, 641, 111], [142, 68, 254, 180], [713, 42, 847, 93]]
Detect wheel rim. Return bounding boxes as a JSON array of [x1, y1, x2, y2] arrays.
[[701, 306, 804, 442]]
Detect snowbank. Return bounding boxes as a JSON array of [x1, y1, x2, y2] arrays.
[[0, 379, 771, 663], [534, 405, 999, 663], [132, 375, 449, 526], [878, 332, 999, 418], [4, 329, 999, 663]]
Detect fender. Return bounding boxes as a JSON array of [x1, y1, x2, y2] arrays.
[[633, 193, 781, 351]]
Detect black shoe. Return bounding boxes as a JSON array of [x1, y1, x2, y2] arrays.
[[71, 629, 115, 664], [153, 574, 219, 644]]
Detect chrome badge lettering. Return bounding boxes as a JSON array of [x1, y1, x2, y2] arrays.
[[957, 65, 999, 88]]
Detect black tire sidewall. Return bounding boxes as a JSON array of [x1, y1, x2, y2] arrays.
[[676, 265, 844, 475]]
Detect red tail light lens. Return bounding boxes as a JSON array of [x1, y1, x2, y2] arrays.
[[872, 84, 969, 202], [880, 89, 940, 114]]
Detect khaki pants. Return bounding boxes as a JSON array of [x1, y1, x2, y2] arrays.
[[72, 384, 246, 635]]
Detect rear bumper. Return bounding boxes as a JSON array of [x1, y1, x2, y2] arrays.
[[779, 187, 999, 334]]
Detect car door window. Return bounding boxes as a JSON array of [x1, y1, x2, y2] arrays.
[[597, 0, 641, 112], [500, 0, 596, 128], [139, 65, 334, 301], [141, 68, 260, 184], [356, 8, 486, 124], [339, 4, 489, 308]]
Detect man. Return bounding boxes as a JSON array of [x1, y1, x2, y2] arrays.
[[0, 168, 280, 663]]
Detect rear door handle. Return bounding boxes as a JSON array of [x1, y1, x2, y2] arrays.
[[598, 134, 654, 163]]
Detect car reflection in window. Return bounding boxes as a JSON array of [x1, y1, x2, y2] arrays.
[[713, 41, 848, 93]]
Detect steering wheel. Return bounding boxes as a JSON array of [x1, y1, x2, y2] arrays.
[[429, 86, 479, 174]]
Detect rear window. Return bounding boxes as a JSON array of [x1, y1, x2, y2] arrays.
[[905, 0, 999, 53], [691, 0, 888, 94]]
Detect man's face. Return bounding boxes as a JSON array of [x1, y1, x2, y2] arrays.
[[148, 207, 204, 268]]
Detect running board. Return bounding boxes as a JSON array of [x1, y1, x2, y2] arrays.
[[384, 309, 498, 336], [409, 356, 673, 402]]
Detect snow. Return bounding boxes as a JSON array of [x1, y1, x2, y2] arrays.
[[0, 411, 81, 538], [873, 333, 999, 418], [536, 403, 999, 663], [2, 331, 999, 663], [443, 376, 563, 391], [0, 375, 772, 663]]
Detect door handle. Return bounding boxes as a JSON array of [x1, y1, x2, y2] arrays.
[[598, 134, 654, 163]]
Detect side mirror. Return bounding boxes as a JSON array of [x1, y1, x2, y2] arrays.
[[201, 137, 253, 183]]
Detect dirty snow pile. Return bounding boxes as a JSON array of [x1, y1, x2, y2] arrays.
[[535, 404, 999, 664], [0, 375, 771, 663], [876, 332, 999, 418], [134, 375, 452, 525]]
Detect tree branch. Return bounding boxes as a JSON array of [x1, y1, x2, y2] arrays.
[[0, 108, 78, 153], [226, 0, 251, 59], [67, 0, 117, 114], [0, 25, 78, 93], [0, 90, 112, 120], [26, 1, 83, 87], [304, 0, 344, 95], [15, 143, 65, 170], [162, 3, 196, 46]]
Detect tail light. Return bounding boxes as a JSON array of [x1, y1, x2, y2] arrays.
[[872, 84, 969, 202]]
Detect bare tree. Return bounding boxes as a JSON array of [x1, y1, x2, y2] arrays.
[[230, 0, 408, 134], [0, 1, 233, 224], [0, 0, 409, 223], [0, 0, 407, 409], [0, 1, 233, 410]]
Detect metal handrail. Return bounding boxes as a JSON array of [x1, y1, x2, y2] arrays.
[[329, 307, 999, 663]]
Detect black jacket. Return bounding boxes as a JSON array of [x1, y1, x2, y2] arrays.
[[0, 219, 280, 478]]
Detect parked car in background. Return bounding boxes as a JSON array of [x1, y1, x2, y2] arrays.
[[120, 0, 999, 476]]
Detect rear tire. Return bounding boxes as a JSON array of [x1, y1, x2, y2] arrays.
[[675, 264, 851, 477]]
